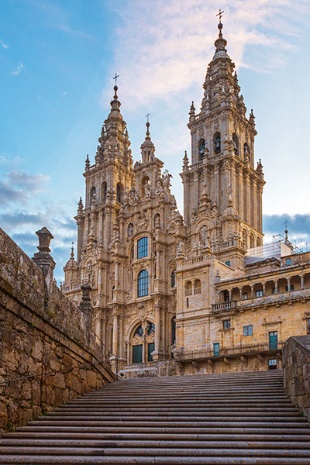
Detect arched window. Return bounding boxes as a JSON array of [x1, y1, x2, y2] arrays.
[[249, 233, 255, 249], [137, 269, 149, 297], [147, 321, 155, 335], [131, 321, 155, 363], [137, 237, 148, 258], [134, 325, 144, 337], [198, 138, 205, 160], [232, 133, 239, 155], [116, 182, 123, 202], [194, 279, 201, 294], [185, 281, 192, 296], [171, 270, 176, 288], [214, 132, 221, 154], [101, 182, 107, 202], [257, 237, 262, 247]]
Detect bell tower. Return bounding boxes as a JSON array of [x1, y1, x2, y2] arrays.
[[181, 13, 265, 265]]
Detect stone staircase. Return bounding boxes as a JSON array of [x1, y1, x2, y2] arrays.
[[0, 370, 310, 464]]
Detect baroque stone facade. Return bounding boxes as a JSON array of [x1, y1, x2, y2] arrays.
[[63, 20, 310, 377]]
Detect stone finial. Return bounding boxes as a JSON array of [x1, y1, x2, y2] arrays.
[[35, 227, 54, 253], [32, 227, 56, 292]]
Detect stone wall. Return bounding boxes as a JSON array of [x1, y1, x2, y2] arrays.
[[283, 335, 310, 421], [0, 227, 115, 433]]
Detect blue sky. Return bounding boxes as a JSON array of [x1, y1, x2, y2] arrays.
[[1, 0, 310, 282]]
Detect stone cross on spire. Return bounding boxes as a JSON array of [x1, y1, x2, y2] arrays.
[[113, 73, 119, 85], [216, 8, 224, 23], [216, 9, 224, 36]]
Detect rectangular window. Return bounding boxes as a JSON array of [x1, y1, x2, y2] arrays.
[[213, 342, 220, 357], [137, 237, 148, 259], [286, 258, 291, 265], [255, 289, 263, 297], [268, 359, 277, 370], [243, 325, 253, 336], [269, 331, 278, 351], [132, 344, 143, 363], [242, 293, 248, 300], [307, 318, 310, 335], [223, 319, 231, 330]]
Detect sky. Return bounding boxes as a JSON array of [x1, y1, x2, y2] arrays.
[[1, 0, 310, 282]]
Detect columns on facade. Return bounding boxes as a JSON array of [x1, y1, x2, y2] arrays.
[[152, 300, 164, 361], [244, 170, 250, 224], [112, 309, 119, 356], [300, 274, 305, 290]]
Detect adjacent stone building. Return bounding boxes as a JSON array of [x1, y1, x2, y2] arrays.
[[63, 19, 310, 377]]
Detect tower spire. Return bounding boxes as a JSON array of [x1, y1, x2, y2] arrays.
[[141, 113, 155, 162]]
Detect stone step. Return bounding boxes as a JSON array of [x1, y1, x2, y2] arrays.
[[18, 424, 310, 433], [7, 431, 310, 441], [2, 456, 310, 464], [50, 409, 302, 417], [34, 414, 308, 423], [1, 445, 310, 458], [1, 370, 309, 464], [2, 438, 310, 449]]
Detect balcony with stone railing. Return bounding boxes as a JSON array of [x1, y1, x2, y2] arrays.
[[212, 288, 310, 314], [175, 341, 284, 363]]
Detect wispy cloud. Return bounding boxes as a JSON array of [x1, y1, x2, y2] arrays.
[[104, 0, 310, 107], [0, 170, 49, 206], [10, 62, 24, 76], [0, 39, 9, 49]]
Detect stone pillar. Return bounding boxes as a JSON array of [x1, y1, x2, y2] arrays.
[[79, 283, 93, 347], [110, 309, 119, 374], [112, 310, 119, 355], [32, 227, 56, 293], [152, 302, 162, 361]]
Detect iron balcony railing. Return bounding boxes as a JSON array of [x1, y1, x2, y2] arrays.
[[175, 341, 284, 362]]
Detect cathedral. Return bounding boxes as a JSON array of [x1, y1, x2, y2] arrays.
[[63, 18, 310, 377]]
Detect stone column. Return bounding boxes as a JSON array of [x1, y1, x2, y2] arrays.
[[32, 227, 56, 293], [79, 283, 93, 347], [151, 302, 162, 361], [112, 310, 119, 355]]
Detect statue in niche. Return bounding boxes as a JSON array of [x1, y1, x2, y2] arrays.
[[176, 241, 185, 256], [155, 178, 163, 196], [144, 181, 151, 197], [199, 226, 208, 247], [127, 223, 133, 237]]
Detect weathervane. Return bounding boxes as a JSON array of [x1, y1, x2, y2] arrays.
[[146, 113, 150, 123]]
